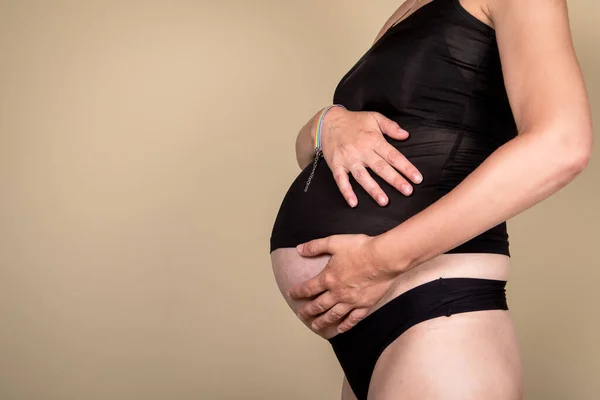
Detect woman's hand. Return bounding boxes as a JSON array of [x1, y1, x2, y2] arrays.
[[287, 233, 404, 334], [320, 107, 423, 207]]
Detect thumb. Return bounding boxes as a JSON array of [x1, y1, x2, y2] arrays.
[[297, 237, 331, 257], [371, 112, 409, 140]]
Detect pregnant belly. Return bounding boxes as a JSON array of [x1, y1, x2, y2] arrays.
[[271, 247, 510, 340], [270, 122, 500, 253], [268, 121, 511, 338]]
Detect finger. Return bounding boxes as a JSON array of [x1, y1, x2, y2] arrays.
[[311, 303, 353, 331], [370, 112, 409, 140], [349, 163, 388, 206], [331, 165, 358, 207], [288, 272, 328, 300], [297, 290, 337, 320], [365, 151, 414, 196], [375, 142, 423, 185], [296, 236, 332, 257], [337, 308, 370, 333]]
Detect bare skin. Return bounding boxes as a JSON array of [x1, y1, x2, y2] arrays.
[[271, 248, 523, 399]]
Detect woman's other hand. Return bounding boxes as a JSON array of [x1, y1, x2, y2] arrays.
[[287, 233, 404, 334], [320, 107, 423, 207]]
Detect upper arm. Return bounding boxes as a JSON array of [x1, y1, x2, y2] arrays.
[[489, 0, 593, 153]]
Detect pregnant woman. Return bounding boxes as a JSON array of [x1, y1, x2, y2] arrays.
[[269, 0, 592, 399]]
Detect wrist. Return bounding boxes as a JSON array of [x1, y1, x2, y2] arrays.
[[369, 232, 414, 276], [308, 107, 327, 146], [314, 104, 347, 150]]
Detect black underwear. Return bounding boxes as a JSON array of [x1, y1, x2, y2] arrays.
[[328, 277, 509, 399]]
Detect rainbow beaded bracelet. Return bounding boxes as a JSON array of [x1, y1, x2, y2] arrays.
[[304, 104, 347, 192], [314, 104, 347, 151]]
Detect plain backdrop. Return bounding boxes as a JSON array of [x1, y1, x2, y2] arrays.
[[0, 0, 598, 399]]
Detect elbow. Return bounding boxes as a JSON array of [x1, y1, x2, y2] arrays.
[[297, 154, 311, 171], [527, 123, 594, 182], [559, 150, 590, 184], [558, 127, 593, 177], [548, 145, 590, 189], [569, 123, 593, 174], [571, 146, 591, 174], [296, 155, 303, 170]]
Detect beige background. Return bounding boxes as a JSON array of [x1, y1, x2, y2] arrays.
[[0, 1, 597, 399]]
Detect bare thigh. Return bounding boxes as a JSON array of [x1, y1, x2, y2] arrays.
[[368, 309, 523, 400]]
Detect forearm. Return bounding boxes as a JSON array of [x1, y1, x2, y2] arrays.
[[296, 108, 325, 170], [295, 106, 347, 169], [372, 129, 592, 274]]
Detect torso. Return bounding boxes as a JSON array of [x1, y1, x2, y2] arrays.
[[270, 0, 514, 337]]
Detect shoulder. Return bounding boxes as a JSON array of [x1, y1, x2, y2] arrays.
[[458, 0, 571, 32], [372, 0, 413, 44], [485, 0, 571, 34], [457, 0, 495, 29], [486, 0, 569, 19]]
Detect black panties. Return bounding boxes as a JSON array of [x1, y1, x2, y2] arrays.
[[327, 277, 508, 400]]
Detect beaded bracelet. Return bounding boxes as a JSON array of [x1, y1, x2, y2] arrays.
[[314, 104, 346, 151], [304, 104, 346, 192]]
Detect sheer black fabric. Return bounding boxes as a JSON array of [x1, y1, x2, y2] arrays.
[[269, 0, 517, 255]]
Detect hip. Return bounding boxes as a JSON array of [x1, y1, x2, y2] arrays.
[[374, 252, 511, 315], [270, 246, 510, 338]]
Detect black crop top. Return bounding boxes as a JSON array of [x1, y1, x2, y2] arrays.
[[269, 0, 517, 255]]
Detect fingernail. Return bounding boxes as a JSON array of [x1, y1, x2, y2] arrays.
[[413, 173, 422, 183], [296, 244, 304, 252], [349, 198, 357, 207], [402, 184, 412, 195], [378, 196, 387, 205]]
